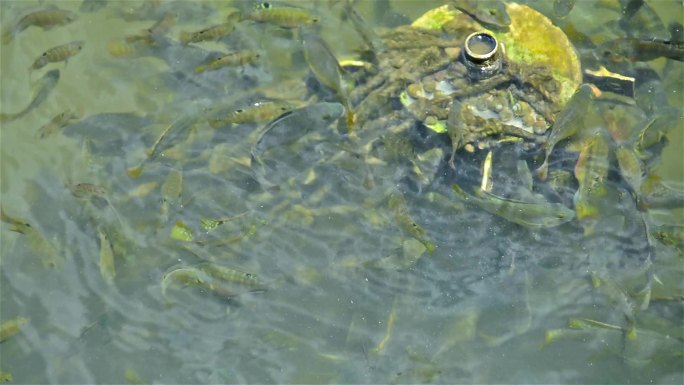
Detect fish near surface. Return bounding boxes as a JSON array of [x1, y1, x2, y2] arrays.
[[194, 51, 260, 73], [572, 131, 611, 235], [30, 40, 84, 75], [448, 0, 510, 31], [536, 84, 596, 180], [246, 3, 320, 28], [127, 108, 199, 178], [388, 192, 436, 253], [301, 30, 354, 127], [598, 38, 684, 64], [0, 69, 60, 123], [451, 184, 575, 229], [251, 102, 344, 162], [207, 100, 292, 128], [179, 22, 235, 45], [2, 7, 78, 44]]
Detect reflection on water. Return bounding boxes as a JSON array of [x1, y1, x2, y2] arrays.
[[1, 0, 682, 383]]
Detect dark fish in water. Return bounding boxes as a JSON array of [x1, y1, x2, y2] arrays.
[[2, 7, 78, 44], [536, 84, 596, 180], [449, 0, 510, 30], [599, 38, 684, 63], [251, 102, 344, 162], [301, 30, 354, 128], [30, 40, 85, 73], [618, 0, 667, 40], [1, 69, 60, 123], [80, 0, 107, 13], [553, 0, 577, 18]]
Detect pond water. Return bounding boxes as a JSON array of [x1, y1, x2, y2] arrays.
[[1, 1, 683, 384]]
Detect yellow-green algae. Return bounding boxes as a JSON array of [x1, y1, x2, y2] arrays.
[[412, 3, 581, 105]]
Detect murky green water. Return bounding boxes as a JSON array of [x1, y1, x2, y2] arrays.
[[1, 1, 683, 383]]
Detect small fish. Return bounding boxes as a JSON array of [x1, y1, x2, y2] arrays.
[[125, 12, 177, 45], [0, 317, 29, 343], [30, 40, 84, 73], [651, 224, 684, 256], [635, 107, 683, 156], [553, 0, 577, 18], [639, 175, 684, 210], [194, 51, 260, 73], [68, 182, 124, 225], [452, 184, 575, 229], [1, 210, 63, 268], [246, 2, 319, 28], [536, 84, 596, 180], [35, 109, 81, 139], [1, 69, 60, 123], [615, 145, 645, 198], [388, 192, 436, 253], [97, 227, 116, 284], [2, 7, 78, 44], [160, 266, 211, 303], [301, 30, 354, 128], [207, 100, 292, 128], [160, 168, 182, 223], [449, 0, 510, 30], [128, 111, 198, 178], [196, 262, 266, 291], [146, 11, 177, 36], [446, 99, 464, 170], [251, 102, 344, 162], [179, 22, 234, 45], [598, 38, 684, 63], [572, 131, 610, 234]]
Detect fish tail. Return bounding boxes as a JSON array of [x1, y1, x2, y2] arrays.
[[127, 163, 144, 179], [448, 147, 457, 170], [535, 158, 549, 181]]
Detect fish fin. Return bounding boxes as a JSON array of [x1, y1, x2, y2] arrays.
[[535, 159, 549, 181], [194, 65, 206, 73]]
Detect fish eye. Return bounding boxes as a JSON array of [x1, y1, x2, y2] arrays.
[[42, 52, 48, 56], [258, 2, 272, 9], [235, 109, 244, 113]]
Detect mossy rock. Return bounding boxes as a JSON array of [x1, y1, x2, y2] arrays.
[[412, 3, 582, 105]]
